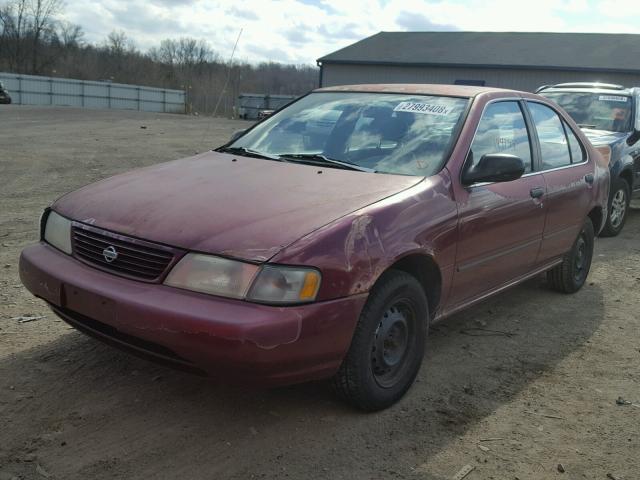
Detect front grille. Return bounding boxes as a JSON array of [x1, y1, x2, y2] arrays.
[[71, 225, 177, 282]]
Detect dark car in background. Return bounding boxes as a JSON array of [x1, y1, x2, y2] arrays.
[[0, 81, 11, 104], [538, 83, 640, 236], [20, 84, 608, 411], [257, 109, 275, 120]]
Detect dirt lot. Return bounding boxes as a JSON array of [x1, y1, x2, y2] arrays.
[[1, 106, 639, 480]]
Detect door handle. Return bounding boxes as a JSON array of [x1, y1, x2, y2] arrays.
[[584, 173, 594, 184], [530, 187, 545, 199]]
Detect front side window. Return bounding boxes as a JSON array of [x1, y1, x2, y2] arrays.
[[229, 92, 469, 176], [541, 91, 632, 133], [527, 102, 572, 170], [467, 101, 533, 173]]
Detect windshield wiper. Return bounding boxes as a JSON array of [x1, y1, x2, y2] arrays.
[[217, 146, 283, 161], [577, 124, 598, 129], [279, 153, 375, 172]]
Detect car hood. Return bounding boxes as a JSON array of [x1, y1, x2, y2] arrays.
[[53, 151, 421, 261], [581, 128, 628, 146]]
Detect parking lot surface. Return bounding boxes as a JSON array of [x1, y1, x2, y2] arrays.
[[1, 106, 638, 479]]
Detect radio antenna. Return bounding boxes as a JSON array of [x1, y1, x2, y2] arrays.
[[212, 28, 243, 118]]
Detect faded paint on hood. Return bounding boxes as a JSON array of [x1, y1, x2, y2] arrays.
[[581, 128, 628, 147], [53, 151, 422, 261]]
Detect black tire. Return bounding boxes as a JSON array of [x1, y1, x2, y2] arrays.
[[547, 217, 594, 293], [601, 177, 630, 237], [332, 270, 429, 411]]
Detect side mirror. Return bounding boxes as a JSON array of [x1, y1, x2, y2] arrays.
[[462, 153, 525, 185], [230, 129, 247, 142]]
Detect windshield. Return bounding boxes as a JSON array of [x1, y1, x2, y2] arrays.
[[542, 91, 632, 133], [229, 92, 469, 176]]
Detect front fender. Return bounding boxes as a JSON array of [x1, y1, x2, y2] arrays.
[[607, 138, 634, 179], [270, 172, 459, 302]]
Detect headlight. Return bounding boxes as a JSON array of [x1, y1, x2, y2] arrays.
[[247, 265, 320, 304], [43, 210, 72, 254], [164, 254, 259, 298], [164, 254, 321, 304]]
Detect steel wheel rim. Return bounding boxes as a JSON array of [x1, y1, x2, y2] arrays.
[[573, 234, 587, 282], [371, 299, 414, 388], [610, 188, 627, 229]]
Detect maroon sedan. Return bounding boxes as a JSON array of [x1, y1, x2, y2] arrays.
[[20, 84, 609, 411]]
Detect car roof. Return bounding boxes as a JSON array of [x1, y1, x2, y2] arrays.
[[538, 82, 636, 96], [314, 83, 522, 98]]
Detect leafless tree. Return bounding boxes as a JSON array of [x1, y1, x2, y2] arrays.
[[29, 0, 62, 72], [151, 37, 219, 69], [0, 0, 318, 116], [105, 30, 135, 56], [0, 0, 28, 70], [0, 0, 62, 73], [57, 20, 83, 48]]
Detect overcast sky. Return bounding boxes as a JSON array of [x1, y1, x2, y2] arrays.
[[60, 0, 640, 65]]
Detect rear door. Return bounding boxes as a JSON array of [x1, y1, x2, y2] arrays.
[[449, 100, 547, 306], [525, 101, 593, 263]]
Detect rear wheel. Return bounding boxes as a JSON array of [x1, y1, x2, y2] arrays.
[[601, 177, 630, 237], [547, 217, 594, 293], [332, 270, 428, 411]]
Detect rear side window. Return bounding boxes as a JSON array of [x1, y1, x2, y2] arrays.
[[468, 101, 533, 173], [527, 102, 572, 170], [564, 122, 586, 164]]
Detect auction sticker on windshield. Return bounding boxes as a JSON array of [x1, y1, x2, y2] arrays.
[[394, 102, 451, 115], [598, 95, 628, 103]]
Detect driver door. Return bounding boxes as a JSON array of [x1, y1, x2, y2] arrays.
[[448, 100, 547, 307]]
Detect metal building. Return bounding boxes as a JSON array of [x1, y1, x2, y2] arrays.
[[0, 72, 185, 113], [317, 32, 640, 92]]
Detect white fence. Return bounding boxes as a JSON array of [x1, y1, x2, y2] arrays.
[[0, 72, 185, 113]]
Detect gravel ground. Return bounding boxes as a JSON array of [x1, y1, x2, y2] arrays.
[[1, 105, 638, 480]]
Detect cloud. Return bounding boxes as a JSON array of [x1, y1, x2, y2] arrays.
[[396, 11, 459, 31], [148, 0, 197, 6], [296, 0, 339, 15], [227, 6, 260, 21], [316, 23, 364, 41], [58, 0, 640, 65], [245, 44, 294, 63], [283, 28, 310, 45], [108, 3, 191, 36]]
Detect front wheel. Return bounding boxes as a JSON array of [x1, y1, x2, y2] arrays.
[[332, 270, 429, 411], [601, 177, 630, 237], [547, 217, 594, 293]]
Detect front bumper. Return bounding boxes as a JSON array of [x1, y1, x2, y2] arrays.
[[19, 243, 367, 386]]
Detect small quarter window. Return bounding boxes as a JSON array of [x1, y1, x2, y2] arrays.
[[468, 101, 533, 173], [527, 102, 572, 170], [564, 121, 586, 164]]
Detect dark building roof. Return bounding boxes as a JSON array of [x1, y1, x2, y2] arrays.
[[316, 83, 513, 97], [317, 32, 640, 73]]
